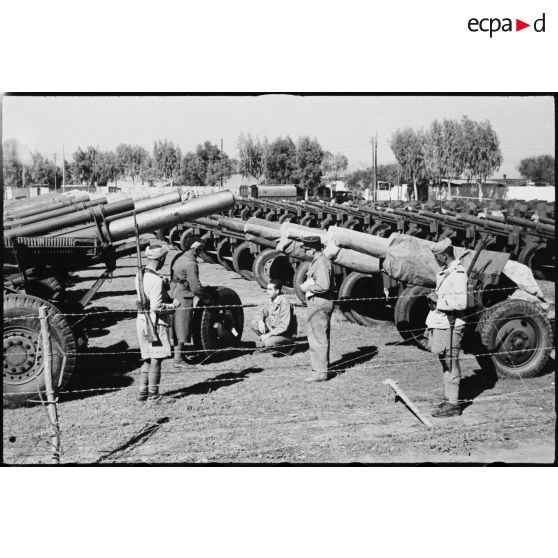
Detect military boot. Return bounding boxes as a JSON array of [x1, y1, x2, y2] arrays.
[[174, 343, 186, 363]]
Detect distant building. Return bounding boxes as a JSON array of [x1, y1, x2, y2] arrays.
[[222, 173, 259, 196]]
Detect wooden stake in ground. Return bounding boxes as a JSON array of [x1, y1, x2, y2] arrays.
[[39, 305, 61, 464], [382, 378, 434, 429]]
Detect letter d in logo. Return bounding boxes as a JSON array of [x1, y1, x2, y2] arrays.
[[534, 13, 546, 32]]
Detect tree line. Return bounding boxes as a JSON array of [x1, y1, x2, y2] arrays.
[[2, 135, 349, 196], [2, 122, 553, 195]]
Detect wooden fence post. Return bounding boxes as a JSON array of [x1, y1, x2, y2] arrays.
[[39, 305, 61, 464]]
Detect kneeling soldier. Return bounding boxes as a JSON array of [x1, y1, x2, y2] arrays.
[[250, 279, 297, 352]]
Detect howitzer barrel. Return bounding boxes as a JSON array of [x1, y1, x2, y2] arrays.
[[4, 198, 135, 239], [46, 192, 184, 237], [107, 190, 235, 242], [4, 197, 108, 229], [4, 195, 90, 220], [217, 217, 247, 234]]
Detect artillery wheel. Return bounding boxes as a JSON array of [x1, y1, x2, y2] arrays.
[[3, 293, 77, 407], [192, 287, 244, 353], [240, 207, 252, 220], [216, 238, 235, 271], [155, 227, 170, 243], [338, 272, 390, 326], [477, 299, 553, 379], [26, 276, 66, 302], [178, 228, 195, 251], [199, 235, 219, 264], [343, 218, 362, 231], [253, 249, 294, 291], [518, 243, 555, 282], [393, 285, 431, 350], [369, 222, 391, 237], [253, 249, 280, 289], [293, 261, 310, 306], [278, 213, 294, 224], [300, 215, 317, 227], [231, 241, 255, 280]]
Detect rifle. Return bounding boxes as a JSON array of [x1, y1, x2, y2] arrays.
[[134, 211, 160, 344]]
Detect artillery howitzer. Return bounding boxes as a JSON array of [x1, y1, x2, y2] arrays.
[[322, 227, 553, 379], [3, 191, 237, 406], [4, 194, 92, 220]]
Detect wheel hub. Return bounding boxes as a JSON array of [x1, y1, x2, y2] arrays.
[[498, 318, 537, 365], [3, 329, 43, 384]]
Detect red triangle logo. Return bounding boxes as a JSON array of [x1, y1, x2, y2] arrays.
[[516, 19, 530, 31]]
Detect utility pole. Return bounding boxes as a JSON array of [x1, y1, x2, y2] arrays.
[[53, 153, 57, 191], [374, 132, 378, 202], [370, 137, 377, 202], [62, 145, 66, 193], [220, 138, 224, 189]]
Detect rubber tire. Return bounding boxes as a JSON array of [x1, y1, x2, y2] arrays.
[[156, 227, 170, 243], [168, 226, 182, 248], [192, 287, 244, 352], [338, 272, 389, 326], [4, 293, 77, 407], [252, 249, 294, 290], [518, 243, 555, 281], [240, 207, 252, 220], [26, 276, 65, 302], [369, 223, 391, 237], [216, 238, 235, 271], [393, 285, 432, 350], [477, 299, 553, 379], [300, 214, 317, 227], [293, 261, 311, 306], [231, 241, 255, 280], [278, 213, 294, 224], [178, 228, 195, 252], [343, 218, 362, 231]]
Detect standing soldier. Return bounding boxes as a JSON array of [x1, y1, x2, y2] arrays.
[[426, 239, 468, 417], [299, 236, 335, 383], [135, 245, 180, 405], [170, 236, 205, 363]]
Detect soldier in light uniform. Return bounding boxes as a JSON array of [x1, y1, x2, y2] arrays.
[[169, 236, 204, 363], [249, 279, 297, 352], [299, 236, 335, 383], [426, 239, 468, 417], [135, 245, 180, 406]]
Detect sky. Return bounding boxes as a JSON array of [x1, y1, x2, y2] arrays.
[[2, 95, 555, 178]]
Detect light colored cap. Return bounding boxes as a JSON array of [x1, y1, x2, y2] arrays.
[[190, 240, 203, 250], [145, 245, 169, 260], [430, 237, 452, 255]]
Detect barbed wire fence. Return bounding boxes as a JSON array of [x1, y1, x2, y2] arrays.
[[3, 296, 555, 464]]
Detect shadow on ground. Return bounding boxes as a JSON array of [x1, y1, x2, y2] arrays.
[[329, 345, 379, 378], [95, 417, 170, 463], [164, 366, 264, 399], [62, 341, 139, 402]]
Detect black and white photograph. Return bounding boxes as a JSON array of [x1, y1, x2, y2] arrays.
[[2, 94, 555, 464]]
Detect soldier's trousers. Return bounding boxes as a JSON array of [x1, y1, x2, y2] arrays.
[[174, 297, 194, 343], [306, 296, 334, 375]]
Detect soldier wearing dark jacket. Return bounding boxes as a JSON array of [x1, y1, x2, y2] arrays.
[[299, 236, 335, 383], [169, 236, 204, 363]]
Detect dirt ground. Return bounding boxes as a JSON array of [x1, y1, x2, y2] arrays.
[[3, 242, 556, 464]]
